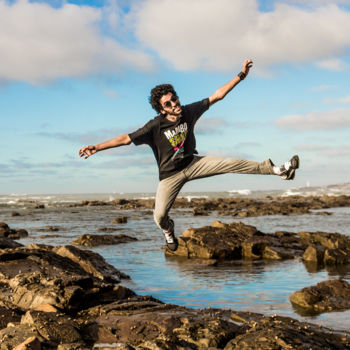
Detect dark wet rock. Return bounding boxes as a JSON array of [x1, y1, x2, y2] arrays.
[[53, 245, 130, 282], [0, 301, 23, 329], [11, 212, 21, 217], [74, 299, 350, 349], [111, 216, 128, 224], [167, 220, 303, 260], [193, 208, 209, 216], [0, 324, 45, 349], [33, 204, 45, 209], [21, 310, 82, 344], [39, 234, 63, 239], [0, 245, 130, 313], [224, 313, 350, 350], [98, 227, 119, 232], [37, 226, 60, 232], [290, 279, 350, 315], [300, 231, 350, 265], [0, 237, 24, 249], [0, 223, 28, 239], [65, 195, 350, 218], [71, 234, 137, 247]]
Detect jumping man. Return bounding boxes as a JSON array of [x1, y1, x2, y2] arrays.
[[78, 59, 299, 251]]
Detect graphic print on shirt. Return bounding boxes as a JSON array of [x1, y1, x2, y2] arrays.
[[163, 122, 188, 161]]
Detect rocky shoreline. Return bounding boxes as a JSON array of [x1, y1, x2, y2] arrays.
[[0, 237, 350, 349], [66, 194, 350, 217], [1, 195, 350, 348]]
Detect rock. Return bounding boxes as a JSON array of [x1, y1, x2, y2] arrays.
[[75, 298, 350, 349], [11, 212, 21, 217], [224, 314, 350, 350], [97, 227, 119, 232], [0, 245, 130, 312], [299, 231, 350, 265], [167, 221, 302, 260], [0, 302, 23, 329], [71, 234, 137, 247], [33, 304, 59, 313], [13, 336, 41, 350], [21, 310, 82, 344], [0, 223, 28, 239], [0, 324, 44, 349], [0, 237, 24, 249], [111, 216, 128, 224], [33, 204, 45, 209], [53, 245, 130, 282], [37, 226, 60, 232], [290, 279, 350, 315], [302, 244, 325, 264]]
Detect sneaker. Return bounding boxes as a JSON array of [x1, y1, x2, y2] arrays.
[[279, 155, 300, 180], [163, 219, 178, 251]]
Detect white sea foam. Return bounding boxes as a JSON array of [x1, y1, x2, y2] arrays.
[[228, 189, 252, 196]]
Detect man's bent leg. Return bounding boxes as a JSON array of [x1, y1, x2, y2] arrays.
[[184, 156, 274, 180]]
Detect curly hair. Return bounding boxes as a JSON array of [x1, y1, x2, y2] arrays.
[[149, 84, 178, 114]]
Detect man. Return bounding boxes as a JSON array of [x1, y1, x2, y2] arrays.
[[79, 59, 299, 251]]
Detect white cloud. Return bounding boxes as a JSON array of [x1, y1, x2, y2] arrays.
[[275, 108, 350, 130], [131, 0, 350, 72], [0, 0, 154, 84], [316, 58, 347, 71]]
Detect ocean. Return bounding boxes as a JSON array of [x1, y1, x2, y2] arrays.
[[1, 183, 350, 332]]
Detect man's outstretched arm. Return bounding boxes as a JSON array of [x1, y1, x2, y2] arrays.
[[78, 134, 132, 159], [208, 59, 253, 106]]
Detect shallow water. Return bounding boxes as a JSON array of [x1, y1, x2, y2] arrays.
[[2, 203, 350, 332]]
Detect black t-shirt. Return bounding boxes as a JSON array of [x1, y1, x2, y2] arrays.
[[129, 98, 210, 180]]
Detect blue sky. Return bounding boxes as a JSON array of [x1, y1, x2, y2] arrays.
[[1, 0, 350, 194]]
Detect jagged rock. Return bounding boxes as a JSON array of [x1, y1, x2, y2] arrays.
[[224, 314, 350, 350], [0, 237, 24, 249], [37, 226, 59, 232], [21, 310, 82, 344], [75, 299, 350, 350], [290, 279, 350, 315], [13, 336, 41, 350], [299, 231, 350, 265], [302, 244, 325, 264], [66, 195, 350, 218], [0, 246, 130, 312], [0, 223, 28, 239], [53, 245, 130, 282], [0, 324, 44, 349], [71, 234, 137, 247], [98, 227, 119, 232], [111, 216, 128, 224], [167, 221, 302, 260]]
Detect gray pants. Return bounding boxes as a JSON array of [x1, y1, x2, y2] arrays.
[[154, 155, 275, 231]]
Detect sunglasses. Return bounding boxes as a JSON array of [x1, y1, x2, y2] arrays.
[[162, 95, 179, 109]]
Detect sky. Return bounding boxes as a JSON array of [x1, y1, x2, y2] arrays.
[[1, 0, 350, 194]]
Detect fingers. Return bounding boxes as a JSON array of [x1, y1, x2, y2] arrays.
[[78, 146, 92, 159]]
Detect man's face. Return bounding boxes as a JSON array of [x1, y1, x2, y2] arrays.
[[160, 93, 182, 117]]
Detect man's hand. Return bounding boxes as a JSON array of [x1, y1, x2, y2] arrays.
[[242, 59, 253, 77], [79, 145, 97, 159]]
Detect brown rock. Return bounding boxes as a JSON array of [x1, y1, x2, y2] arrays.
[[290, 279, 350, 315], [167, 221, 302, 261], [53, 245, 130, 282], [302, 244, 325, 264], [71, 234, 137, 247], [21, 310, 82, 344], [13, 336, 41, 350], [111, 216, 128, 224]]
